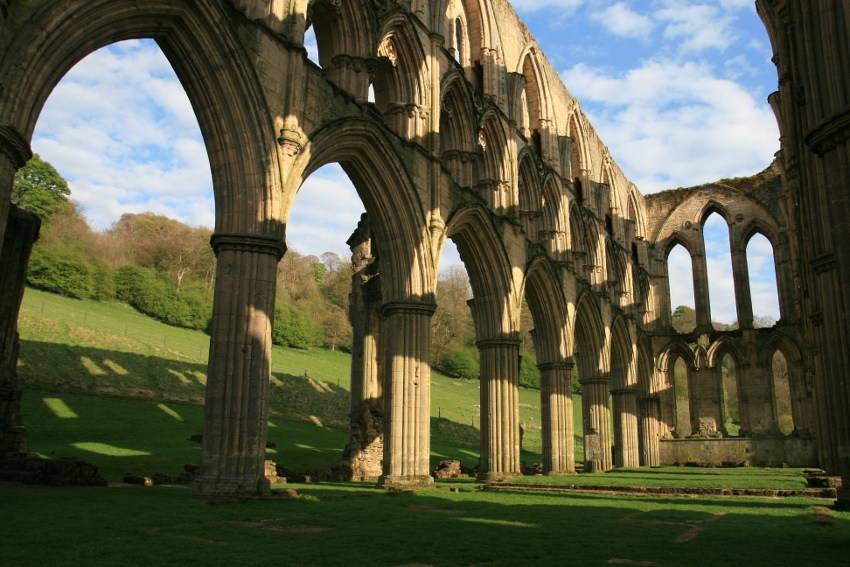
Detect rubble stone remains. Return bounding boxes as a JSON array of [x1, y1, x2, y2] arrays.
[[1, 1, 849, 509]]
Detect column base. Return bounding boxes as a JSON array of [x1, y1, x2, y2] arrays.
[[476, 471, 523, 483], [191, 474, 272, 500], [544, 470, 577, 476], [835, 487, 850, 511], [377, 474, 434, 491]]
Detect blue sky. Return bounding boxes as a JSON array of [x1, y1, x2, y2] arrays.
[[30, 0, 780, 323]]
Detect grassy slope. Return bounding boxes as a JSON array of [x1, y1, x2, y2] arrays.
[[18, 288, 587, 477]]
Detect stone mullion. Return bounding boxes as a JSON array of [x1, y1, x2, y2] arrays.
[[611, 388, 639, 468], [378, 302, 435, 490], [539, 361, 575, 475], [691, 246, 713, 332], [580, 375, 612, 472], [730, 247, 754, 329], [193, 234, 283, 498], [478, 339, 522, 482]]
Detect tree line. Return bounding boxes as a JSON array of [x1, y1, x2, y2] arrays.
[[13, 154, 547, 388]]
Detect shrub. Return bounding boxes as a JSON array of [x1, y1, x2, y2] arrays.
[[439, 347, 480, 380], [519, 353, 540, 389], [272, 303, 323, 349], [114, 266, 212, 330], [26, 246, 92, 299]]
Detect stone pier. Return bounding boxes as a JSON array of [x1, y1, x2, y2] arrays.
[[477, 338, 522, 482], [539, 361, 575, 475]]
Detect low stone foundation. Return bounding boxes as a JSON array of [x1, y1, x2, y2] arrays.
[[659, 436, 816, 468], [0, 452, 107, 486]]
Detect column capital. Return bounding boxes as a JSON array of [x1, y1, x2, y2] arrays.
[[381, 300, 437, 317], [610, 387, 637, 396], [578, 375, 611, 386], [476, 337, 521, 349], [0, 124, 32, 168], [210, 233, 286, 259], [537, 361, 574, 372]]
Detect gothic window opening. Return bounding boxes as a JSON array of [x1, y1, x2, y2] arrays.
[[746, 232, 780, 327], [667, 244, 696, 334], [772, 351, 794, 435], [720, 354, 741, 436], [703, 212, 734, 329]]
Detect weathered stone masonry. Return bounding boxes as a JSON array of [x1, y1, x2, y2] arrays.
[[0, 0, 847, 507]]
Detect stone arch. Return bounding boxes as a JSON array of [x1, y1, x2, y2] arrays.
[[287, 119, 434, 302], [760, 333, 814, 435], [515, 47, 554, 159], [0, 0, 280, 236], [309, 0, 376, 100], [698, 201, 733, 226], [440, 71, 478, 187], [657, 339, 695, 436], [610, 316, 634, 390], [566, 110, 591, 192], [517, 148, 542, 238], [434, 0, 495, 63], [541, 175, 568, 259], [574, 292, 611, 471], [627, 184, 647, 240], [374, 14, 430, 140], [523, 256, 569, 363], [610, 315, 639, 467], [707, 336, 746, 369], [477, 109, 511, 213], [445, 205, 515, 339]]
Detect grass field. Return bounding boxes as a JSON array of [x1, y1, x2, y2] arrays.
[[1, 482, 847, 566], [7, 289, 850, 566], [17, 287, 586, 469]]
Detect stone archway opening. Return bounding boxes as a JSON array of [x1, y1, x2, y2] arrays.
[[746, 232, 780, 327], [14, 38, 220, 477], [720, 353, 741, 436], [667, 243, 696, 334]]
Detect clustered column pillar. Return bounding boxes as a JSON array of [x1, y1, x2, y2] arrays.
[[580, 374, 613, 472], [378, 301, 436, 490], [478, 338, 523, 481], [611, 388, 640, 468], [539, 361, 575, 475], [691, 247, 713, 333], [192, 233, 283, 499], [637, 395, 661, 467], [0, 125, 33, 254]]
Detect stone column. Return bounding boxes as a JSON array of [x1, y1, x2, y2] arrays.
[[730, 247, 754, 329], [192, 234, 283, 499], [477, 338, 523, 482], [0, 205, 40, 455], [539, 361, 575, 475], [611, 388, 640, 468], [378, 301, 436, 490], [637, 395, 661, 467], [0, 125, 33, 254], [340, 214, 385, 480], [580, 374, 613, 472]]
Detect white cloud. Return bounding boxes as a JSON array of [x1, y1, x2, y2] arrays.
[[591, 2, 654, 40], [32, 40, 214, 230], [656, 2, 737, 52], [561, 58, 779, 193], [287, 164, 365, 258]]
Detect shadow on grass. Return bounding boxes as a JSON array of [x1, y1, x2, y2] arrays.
[[1, 482, 847, 567]]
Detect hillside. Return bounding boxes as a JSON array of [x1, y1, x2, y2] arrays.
[[15, 288, 585, 480]]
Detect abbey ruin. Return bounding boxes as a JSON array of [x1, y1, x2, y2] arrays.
[[1, 0, 848, 508]]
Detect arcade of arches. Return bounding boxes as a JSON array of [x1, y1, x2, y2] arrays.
[[1, 1, 849, 506]]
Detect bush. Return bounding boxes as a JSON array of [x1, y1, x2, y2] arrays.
[[26, 246, 92, 299], [519, 353, 540, 389], [114, 266, 212, 330], [272, 303, 323, 349], [90, 261, 115, 300], [439, 348, 480, 380]]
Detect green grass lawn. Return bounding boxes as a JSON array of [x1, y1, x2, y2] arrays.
[[16, 287, 586, 469], [8, 289, 850, 566], [0, 482, 847, 566]]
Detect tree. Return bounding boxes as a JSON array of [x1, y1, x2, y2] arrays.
[[432, 266, 474, 366], [671, 305, 696, 334], [12, 154, 71, 222]]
